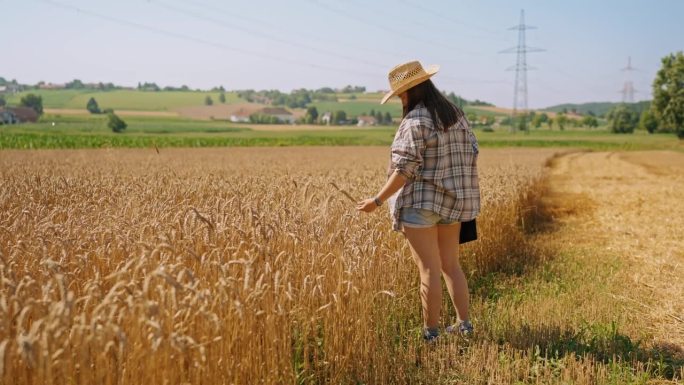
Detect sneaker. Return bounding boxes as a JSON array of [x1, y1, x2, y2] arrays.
[[446, 320, 474, 338], [422, 327, 440, 342]]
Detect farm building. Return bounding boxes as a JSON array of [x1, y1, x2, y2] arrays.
[[0, 109, 16, 124], [320, 112, 332, 125], [0, 84, 21, 94], [256, 107, 295, 124], [38, 83, 67, 90], [356, 115, 377, 127], [0, 107, 39, 124], [229, 108, 253, 123]]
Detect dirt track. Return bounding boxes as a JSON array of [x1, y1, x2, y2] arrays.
[[548, 150, 684, 347]]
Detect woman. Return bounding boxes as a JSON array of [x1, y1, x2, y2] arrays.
[[357, 61, 480, 341]]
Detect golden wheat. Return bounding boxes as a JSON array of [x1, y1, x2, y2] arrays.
[[2, 147, 662, 385]]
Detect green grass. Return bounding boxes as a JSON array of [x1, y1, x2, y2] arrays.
[[6, 90, 243, 110], [5, 89, 94, 108], [309, 100, 402, 117], [6, 89, 509, 121], [309, 100, 507, 119], [1, 113, 682, 150]]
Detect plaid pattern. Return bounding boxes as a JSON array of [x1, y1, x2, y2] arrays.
[[389, 103, 480, 231]]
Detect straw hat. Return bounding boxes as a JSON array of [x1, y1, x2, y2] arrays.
[[380, 60, 440, 104]]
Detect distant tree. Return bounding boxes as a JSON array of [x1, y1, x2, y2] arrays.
[[375, 111, 383, 125], [470, 99, 493, 107], [65, 79, 85, 89], [531, 114, 543, 128], [581, 115, 599, 128], [86, 97, 101, 114], [205, 96, 214, 106], [369, 109, 375, 117], [516, 116, 528, 132], [0, 95, 5, 107], [138, 82, 160, 91], [107, 111, 127, 133], [447, 92, 465, 108], [651, 51, 684, 138], [607, 105, 639, 133], [467, 112, 478, 125], [341, 85, 365, 93], [219, 92, 226, 103], [333, 110, 347, 125], [249, 113, 281, 124], [306, 106, 319, 123], [556, 113, 568, 131], [547, 118, 554, 130], [20, 93, 43, 115], [317, 87, 335, 94], [384, 112, 392, 125], [638, 109, 658, 133]]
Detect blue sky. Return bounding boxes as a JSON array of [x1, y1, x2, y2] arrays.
[[3, 0, 683, 108]]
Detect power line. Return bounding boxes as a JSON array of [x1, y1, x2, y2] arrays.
[[533, 56, 611, 97], [151, 0, 388, 70], [345, 0, 505, 47], [303, 0, 485, 56], [36, 0, 381, 80], [176, 0, 409, 59], [150, 1, 504, 89], [34, 0, 508, 97], [396, 0, 511, 43]]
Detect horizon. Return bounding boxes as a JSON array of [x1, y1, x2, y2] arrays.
[[3, 0, 683, 109]]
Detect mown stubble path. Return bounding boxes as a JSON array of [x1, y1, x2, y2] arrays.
[[547, 150, 684, 349]]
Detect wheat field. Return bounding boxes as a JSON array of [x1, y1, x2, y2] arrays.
[[1, 147, 674, 384]]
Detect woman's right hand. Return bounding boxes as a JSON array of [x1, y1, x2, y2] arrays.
[[356, 198, 378, 213]]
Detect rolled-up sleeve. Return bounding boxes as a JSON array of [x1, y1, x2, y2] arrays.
[[390, 118, 424, 180]]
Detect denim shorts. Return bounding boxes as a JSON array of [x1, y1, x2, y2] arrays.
[[400, 207, 459, 228]]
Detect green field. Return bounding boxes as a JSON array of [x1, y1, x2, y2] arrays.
[[6, 90, 242, 111], [311, 99, 502, 118], [5, 89, 505, 120], [1, 113, 681, 151], [310, 100, 402, 116]]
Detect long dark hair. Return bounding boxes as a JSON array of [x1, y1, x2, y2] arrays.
[[403, 79, 465, 132]]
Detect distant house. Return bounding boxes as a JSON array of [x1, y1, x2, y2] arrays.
[[257, 107, 295, 124], [0, 107, 39, 124], [0, 109, 17, 124], [0, 84, 21, 94], [230, 108, 253, 123], [356, 115, 377, 127], [38, 83, 66, 90], [320, 112, 332, 125]]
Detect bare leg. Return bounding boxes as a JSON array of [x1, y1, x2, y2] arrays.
[[403, 226, 442, 329], [437, 222, 470, 322]]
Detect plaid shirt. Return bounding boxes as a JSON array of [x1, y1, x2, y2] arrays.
[[388, 103, 480, 231]]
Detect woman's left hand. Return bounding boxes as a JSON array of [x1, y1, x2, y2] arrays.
[[356, 198, 378, 213]]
